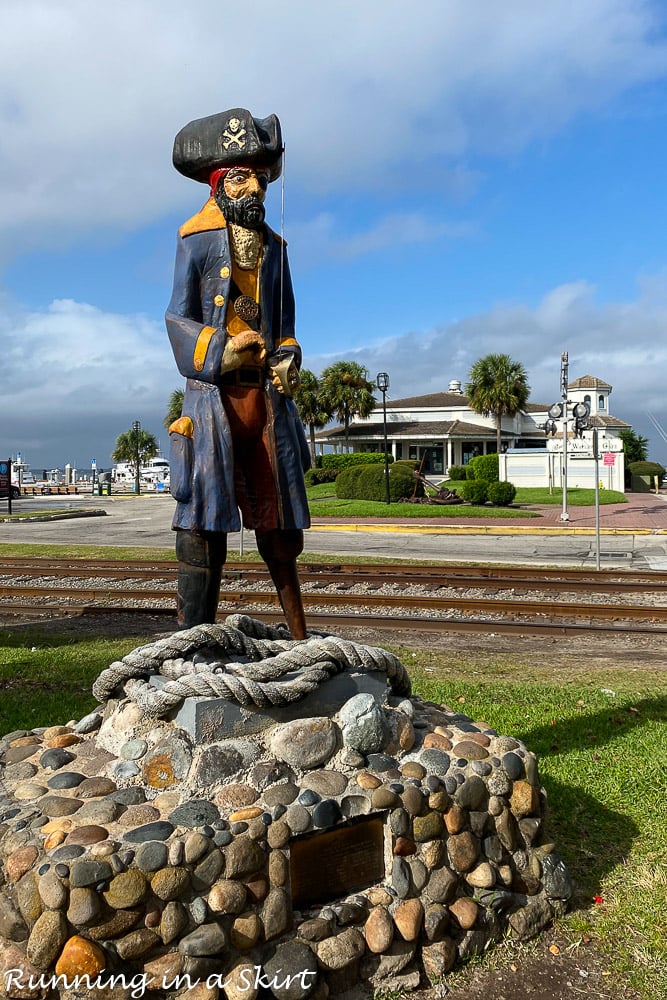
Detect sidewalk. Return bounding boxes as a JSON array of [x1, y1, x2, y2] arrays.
[[311, 492, 667, 535]]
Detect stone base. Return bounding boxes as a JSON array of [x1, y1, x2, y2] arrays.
[[159, 669, 391, 743], [0, 626, 572, 997]]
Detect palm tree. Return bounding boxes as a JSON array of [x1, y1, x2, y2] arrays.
[[465, 353, 530, 455], [293, 369, 331, 465], [619, 428, 648, 464], [319, 361, 376, 452], [164, 389, 185, 430], [111, 427, 159, 472]]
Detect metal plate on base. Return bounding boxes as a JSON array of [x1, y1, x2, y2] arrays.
[[290, 815, 385, 907]]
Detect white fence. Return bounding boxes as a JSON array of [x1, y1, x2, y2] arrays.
[[500, 444, 625, 492]]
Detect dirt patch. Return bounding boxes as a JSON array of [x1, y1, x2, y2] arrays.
[[409, 926, 637, 1000]]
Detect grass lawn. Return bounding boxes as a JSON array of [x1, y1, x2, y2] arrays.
[[514, 486, 625, 505], [446, 482, 627, 506], [0, 542, 177, 561], [0, 542, 492, 567], [0, 630, 144, 732], [399, 647, 666, 998], [306, 483, 626, 517], [0, 623, 664, 997], [308, 497, 541, 518]]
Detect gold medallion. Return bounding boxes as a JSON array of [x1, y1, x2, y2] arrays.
[[234, 295, 259, 322]]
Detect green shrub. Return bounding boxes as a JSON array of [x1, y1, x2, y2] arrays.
[[469, 453, 499, 482], [461, 480, 488, 504], [334, 466, 364, 498], [336, 464, 423, 502], [304, 467, 339, 485], [321, 452, 391, 471], [628, 460, 665, 480], [465, 465, 476, 480], [447, 465, 467, 481], [393, 459, 420, 471], [487, 481, 516, 506]]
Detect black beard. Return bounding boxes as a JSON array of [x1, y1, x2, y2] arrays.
[[215, 190, 266, 231]]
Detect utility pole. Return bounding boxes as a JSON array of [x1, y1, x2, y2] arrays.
[[544, 352, 589, 523], [560, 352, 569, 522]]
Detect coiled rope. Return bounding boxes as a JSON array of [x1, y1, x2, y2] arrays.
[[92, 614, 411, 718]]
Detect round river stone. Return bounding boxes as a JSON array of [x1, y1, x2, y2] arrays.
[[123, 821, 174, 843]]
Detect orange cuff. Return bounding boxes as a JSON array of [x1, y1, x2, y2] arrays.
[[193, 326, 217, 372]]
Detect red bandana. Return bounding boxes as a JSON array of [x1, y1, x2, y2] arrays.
[[209, 167, 230, 195]]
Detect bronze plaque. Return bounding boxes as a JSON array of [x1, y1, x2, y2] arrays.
[[290, 815, 385, 907]]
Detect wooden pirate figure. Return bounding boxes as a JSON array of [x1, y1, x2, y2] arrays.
[[166, 109, 310, 638]]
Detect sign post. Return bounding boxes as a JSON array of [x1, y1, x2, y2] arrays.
[[0, 460, 11, 515], [560, 353, 569, 521], [593, 430, 601, 571]]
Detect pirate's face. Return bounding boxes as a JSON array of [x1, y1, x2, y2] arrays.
[[216, 166, 269, 230], [223, 166, 269, 202]]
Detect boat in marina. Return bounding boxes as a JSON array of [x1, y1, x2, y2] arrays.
[[112, 456, 170, 490]]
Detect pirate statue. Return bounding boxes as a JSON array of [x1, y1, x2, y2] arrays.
[[166, 109, 311, 638]]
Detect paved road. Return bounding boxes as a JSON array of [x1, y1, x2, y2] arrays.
[[2, 494, 667, 569]]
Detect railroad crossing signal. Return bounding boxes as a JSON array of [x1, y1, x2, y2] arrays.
[[572, 401, 590, 437], [544, 402, 563, 436]]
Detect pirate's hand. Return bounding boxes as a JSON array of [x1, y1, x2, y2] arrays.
[[269, 355, 300, 396], [221, 332, 267, 372]]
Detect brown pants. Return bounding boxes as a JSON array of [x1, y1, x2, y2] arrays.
[[177, 386, 306, 636], [220, 386, 279, 531]]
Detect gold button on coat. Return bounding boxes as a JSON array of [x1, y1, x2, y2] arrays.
[[214, 294, 225, 307], [220, 266, 231, 278]]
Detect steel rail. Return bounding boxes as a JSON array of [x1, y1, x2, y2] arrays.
[[2, 558, 667, 594], [0, 584, 665, 623], [2, 601, 667, 639]]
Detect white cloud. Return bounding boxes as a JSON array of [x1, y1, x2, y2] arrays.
[[1, 0, 666, 256], [3, 296, 175, 467], [306, 274, 667, 463], [6, 271, 667, 469]]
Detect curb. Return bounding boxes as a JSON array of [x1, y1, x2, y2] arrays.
[[310, 522, 664, 536], [0, 509, 108, 524]]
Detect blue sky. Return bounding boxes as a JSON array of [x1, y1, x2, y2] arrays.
[[3, 0, 667, 471]]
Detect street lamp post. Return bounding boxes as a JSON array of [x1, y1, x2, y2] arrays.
[[133, 420, 141, 496], [376, 372, 390, 505]]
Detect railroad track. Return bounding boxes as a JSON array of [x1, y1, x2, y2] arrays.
[[2, 557, 667, 639], [2, 557, 667, 592]]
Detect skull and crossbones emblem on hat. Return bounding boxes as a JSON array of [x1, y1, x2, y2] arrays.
[[222, 117, 246, 150]]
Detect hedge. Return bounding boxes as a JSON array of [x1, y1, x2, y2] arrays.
[[336, 464, 423, 502], [304, 468, 338, 486], [469, 453, 499, 482], [461, 480, 488, 504], [487, 481, 516, 506], [447, 465, 467, 481], [628, 460, 665, 480], [319, 452, 392, 471]]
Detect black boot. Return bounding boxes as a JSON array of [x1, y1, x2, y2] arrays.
[[175, 529, 227, 628], [256, 529, 307, 639]]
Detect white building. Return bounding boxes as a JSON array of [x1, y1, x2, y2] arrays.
[[315, 374, 629, 490]]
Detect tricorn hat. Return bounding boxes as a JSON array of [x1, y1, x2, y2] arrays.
[[173, 108, 283, 183]]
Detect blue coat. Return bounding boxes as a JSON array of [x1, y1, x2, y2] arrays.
[[165, 198, 311, 534]]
